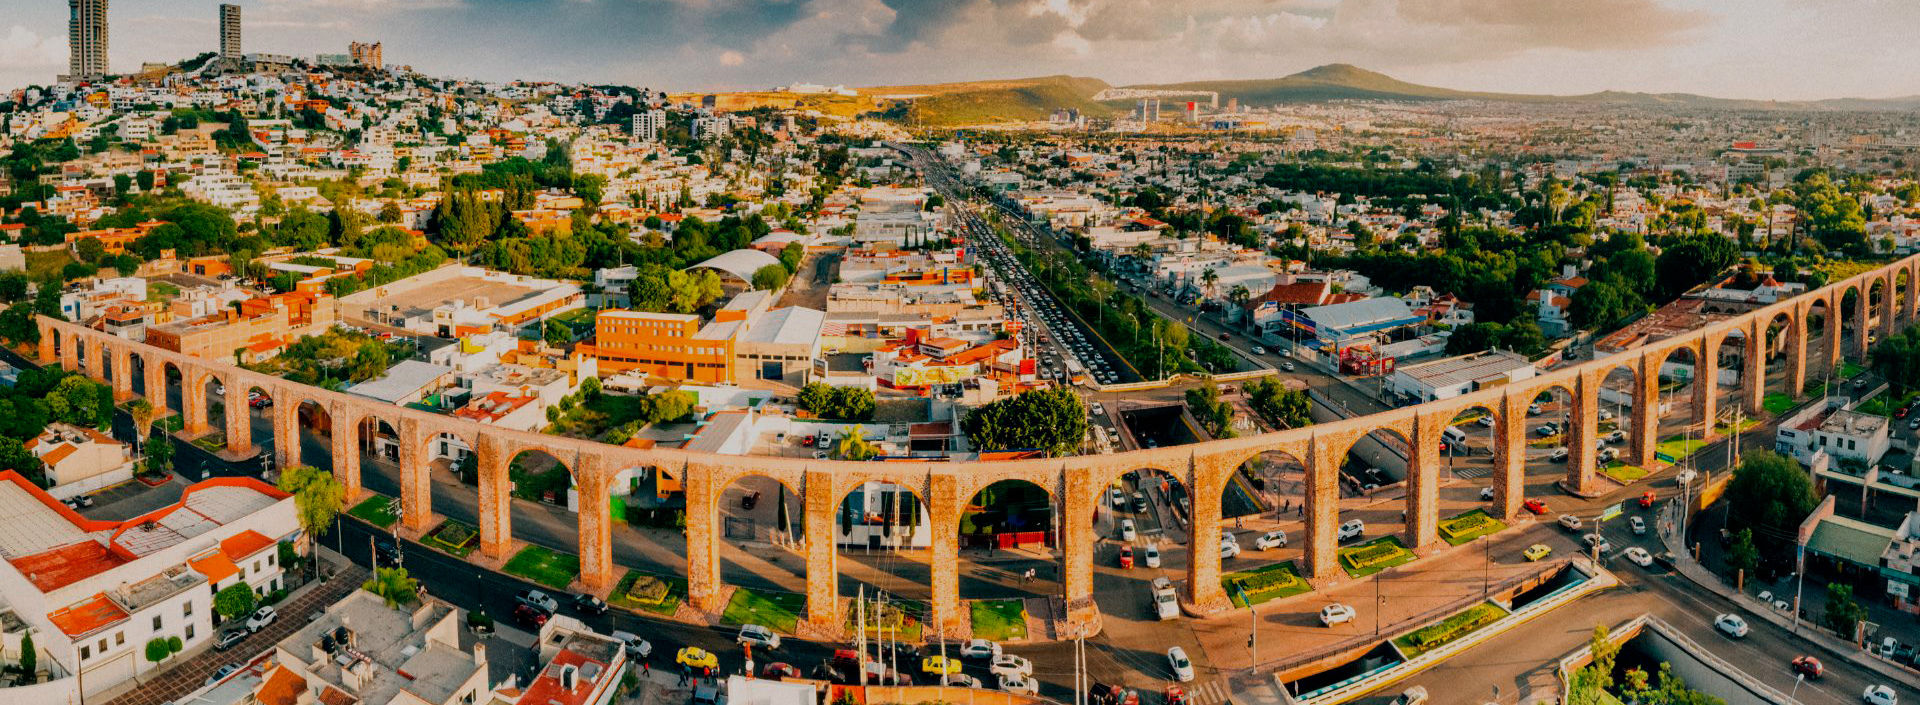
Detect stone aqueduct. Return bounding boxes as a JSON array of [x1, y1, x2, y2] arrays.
[[29, 254, 1920, 636]]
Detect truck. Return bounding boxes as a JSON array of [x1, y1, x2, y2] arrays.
[[1151, 577, 1179, 621]]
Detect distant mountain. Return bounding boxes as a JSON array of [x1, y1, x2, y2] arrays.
[[1123, 64, 1920, 112], [858, 75, 1117, 126]]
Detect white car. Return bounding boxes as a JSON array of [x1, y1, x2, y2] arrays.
[[1675, 469, 1698, 486], [1714, 613, 1749, 638], [1282, 361, 1296, 372], [1479, 486, 1496, 500], [1251, 345, 1267, 355], [1143, 544, 1161, 568], [1167, 647, 1195, 682], [244, 606, 277, 633], [1629, 516, 1647, 535], [1477, 416, 1495, 428], [959, 638, 1001, 660], [1528, 403, 1543, 415], [737, 624, 781, 649], [1338, 519, 1365, 541], [1254, 530, 1288, 550], [1219, 539, 1241, 559], [1109, 488, 1126, 508], [1119, 519, 1137, 542], [1864, 685, 1898, 705], [948, 673, 982, 689], [989, 654, 1033, 679], [998, 675, 1036, 695], [1320, 603, 1357, 626], [1582, 533, 1612, 554], [610, 630, 653, 659], [1549, 447, 1570, 462], [1623, 547, 1653, 567], [1091, 402, 1106, 415]]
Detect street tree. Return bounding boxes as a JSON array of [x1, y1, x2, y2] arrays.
[[1723, 450, 1817, 556], [214, 582, 256, 621], [362, 566, 420, 608], [1824, 582, 1867, 638]]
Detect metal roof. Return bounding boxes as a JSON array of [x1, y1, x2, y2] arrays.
[[1805, 516, 1894, 567], [1299, 297, 1421, 336], [688, 249, 781, 283]]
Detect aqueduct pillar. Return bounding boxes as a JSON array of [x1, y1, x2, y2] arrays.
[[803, 470, 840, 630], [1786, 301, 1809, 400], [1304, 435, 1343, 580], [1491, 392, 1525, 520], [1184, 454, 1233, 613], [331, 401, 361, 500], [272, 398, 300, 469], [182, 369, 210, 436], [1743, 319, 1766, 417], [684, 462, 724, 612], [1405, 413, 1443, 550], [927, 473, 965, 636], [397, 417, 431, 532], [1693, 337, 1719, 439], [575, 453, 614, 592], [476, 434, 513, 561], [1060, 465, 1098, 627], [110, 345, 133, 403], [1628, 353, 1659, 468], [1563, 373, 1601, 495], [225, 383, 252, 455]]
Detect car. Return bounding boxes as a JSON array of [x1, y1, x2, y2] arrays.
[[1251, 345, 1267, 355], [1166, 647, 1195, 682], [1393, 686, 1430, 705], [1549, 448, 1570, 462], [61, 495, 93, 510], [1282, 361, 1296, 372], [762, 662, 802, 680], [1118, 544, 1135, 568], [244, 606, 277, 633], [1219, 540, 1241, 559], [1524, 499, 1549, 515], [959, 638, 1002, 660], [1605, 429, 1625, 443], [1119, 519, 1137, 541], [1639, 491, 1657, 508], [1320, 603, 1357, 625], [1143, 544, 1161, 567], [1714, 613, 1749, 638], [737, 624, 781, 649], [998, 675, 1036, 695], [1582, 533, 1612, 553], [1624, 547, 1653, 566], [1854, 377, 1871, 390], [1091, 402, 1106, 415], [1477, 416, 1496, 428], [206, 663, 241, 686], [1524, 544, 1553, 561], [989, 654, 1034, 679], [1132, 492, 1149, 512], [1598, 447, 1619, 463], [1864, 685, 1898, 705], [1338, 519, 1365, 541], [1675, 469, 1698, 485], [1528, 403, 1543, 415], [610, 630, 653, 659], [1598, 409, 1615, 421], [1630, 516, 1647, 534], [1480, 486, 1496, 501], [1558, 514, 1583, 532], [213, 629, 248, 652], [677, 646, 719, 670], [512, 603, 549, 628], [1783, 655, 1824, 679], [947, 673, 982, 689], [1255, 530, 1288, 550], [1091, 683, 1141, 705], [515, 589, 559, 613], [812, 451, 830, 459], [920, 655, 962, 676], [572, 593, 608, 615]]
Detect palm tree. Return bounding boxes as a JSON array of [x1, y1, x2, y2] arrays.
[[833, 427, 878, 461], [128, 399, 158, 455], [1130, 242, 1153, 266], [362, 566, 420, 608], [1201, 268, 1219, 298], [1227, 284, 1252, 325]]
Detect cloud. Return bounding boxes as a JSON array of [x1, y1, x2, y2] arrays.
[[0, 25, 65, 70], [719, 50, 746, 66]]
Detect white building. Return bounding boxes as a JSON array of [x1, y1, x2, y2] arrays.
[[1389, 350, 1538, 403], [1775, 398, 1891, 469], [262, 589, 489, 705], [632, 110, 666, 143]]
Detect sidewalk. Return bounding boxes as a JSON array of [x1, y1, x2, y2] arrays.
[[1654, 501, 1920, 686]]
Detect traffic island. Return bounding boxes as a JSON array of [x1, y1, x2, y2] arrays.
[[1437, 511, 1507, 546], [421, 519, 480, 558], [847, 598, 927, 643], [1338, 537, 1416, 578], [720, 587, 805, 634], [610, 569, 687, 616], [1389, 602, 1508, 658], [969, 599, 1029, 641], [502, 544, 581, 590], [1223, 561, 1311, 608], [347, 492, 401, 529]]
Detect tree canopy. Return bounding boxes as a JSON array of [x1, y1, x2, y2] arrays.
[[961, 388, 1088, 456]]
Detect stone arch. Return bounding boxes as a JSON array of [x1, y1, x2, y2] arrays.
[[834, 476, 931, 551], [1760, 308, 1801, 405], [127, 349, 150, 397], [714, 471, 809, 597], [956, 478, 1060, 600], [1897, 268, 1912, 322], [505, 446, 579, 510]]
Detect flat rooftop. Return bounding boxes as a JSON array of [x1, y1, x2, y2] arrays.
[[0, 480, 95, 558], [1399, 349, 1535, 388], [279, 590, 477, 705]]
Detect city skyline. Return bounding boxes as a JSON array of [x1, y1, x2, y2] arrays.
[[3, 0, 1920, 101]]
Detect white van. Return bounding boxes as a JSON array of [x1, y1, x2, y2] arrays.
[[1442, 426, 1468, 447]]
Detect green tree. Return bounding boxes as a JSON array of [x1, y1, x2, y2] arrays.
[[1567, 624, 1619, 705], [797, 383, 834, 416], [275, 466, 344, 570], [832, 427, 879, 461], [543, 319, 572, 348], [127, 399, 157, 453], [144, 636, 182, 663], [1824, 582, 1867, 637], [1726, 528, 1758, 578], [1244, 377, 1312, 429], [75, 237, 106, 264], [362, 566, 420, 608], [144, 430, 175, 476], [214, 582, 256, 621], [751, 264, 790, 291], [1570, 280, 1643, 329], [960, 388, 1088, 456], [1723, 450, 1817, 556], [0, 272, 28, 302], [1870, 327, 1920, 393], [1184, 382, 1237, 439], [0, 438, 46, 487], [17, 630, 34, 677]]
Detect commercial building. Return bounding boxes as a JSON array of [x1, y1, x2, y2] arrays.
[[66, 0, 109, 81], [218, 4, 240, 59], [340, 266, 583, 337], [0, 472, 296, 699], [142, 291, 336, 362], [590, 310, 734, 383], [1389, 350, 1538, 403], [1774, 397, 1891, 469]]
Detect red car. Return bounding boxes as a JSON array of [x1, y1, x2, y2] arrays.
[[512, 604, 548, 628], [763, 662, 802, 680], [1790, 656, 1822, 679], [1524, 499, 1549, 515], [1117, 545, 1134, 569], [1638, 491, 1656, 509], [1165, 686, 1187, 705]]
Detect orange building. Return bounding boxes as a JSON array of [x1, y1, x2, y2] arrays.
[[145, 291, 335, 362], [588, 309, 737, 383]]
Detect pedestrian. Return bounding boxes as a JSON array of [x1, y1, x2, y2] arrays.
[[642, 661, 650, 678]]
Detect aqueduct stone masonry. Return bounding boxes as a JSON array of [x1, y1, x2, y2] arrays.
[[31, 254, 1920, 636]]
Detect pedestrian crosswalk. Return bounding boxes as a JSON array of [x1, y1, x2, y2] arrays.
[[1453, 466, 1493, 479], [1186, 678, 1233, 705]]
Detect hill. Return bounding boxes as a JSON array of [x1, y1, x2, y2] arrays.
[[859, 75, 1116, 126]]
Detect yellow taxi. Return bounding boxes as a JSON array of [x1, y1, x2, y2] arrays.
[[1523, 544, 1552, 562], [677, 646, 719, 670], [920, 655, 963, 676]]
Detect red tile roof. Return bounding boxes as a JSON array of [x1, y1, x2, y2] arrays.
[[12, 541, 129, 592], [189, 549, 239, 584], [255, 664, 307, 705], [518, 649, 609, 705], [47, 593, 128, 637], [221, 530, 276, 561]]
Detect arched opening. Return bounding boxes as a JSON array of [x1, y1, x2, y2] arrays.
[[1841, 287, 1862, 358], [1218, 450, 1308, 609], [1657, 345, 1702, 438], [1340, 427, 1410, 542], [1712, 330, 1750, 435], [955, 479, 1057, 601], [295, 399, 333, 469], [835, 480, 933, 610], [1761, 310, 1798, 411], [1869, 279, 1888, 343], [357, 417, 401, 489], [162, 362, 185, 422], [202, 372, 228, 438], [717, 473, 807, 596], [1806, 295, 1836, 383], [242, 384, 274, 458], [1520, 384, 1578, 491], [1444, 404, 1500, 496], [1897, 270, 1912, 323], [128, 351, 148, 397], [1095, 466, 1193, 616]]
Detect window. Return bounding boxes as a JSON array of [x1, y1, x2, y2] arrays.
[[97, 638, 107, 653], [153, 615, 163, 630], [253, 560, 262, 573], [183, 601, 193, 617], [185, 624, 195, 641], [80, 646, 90, 660], [115, 632, 124, 646], [267, 553, 275, 567]]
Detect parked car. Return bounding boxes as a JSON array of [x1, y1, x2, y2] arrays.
[[213, 629, 248, 652], [959, 638, 1002, 660], [1219, 539, 1240, 559], [1282, 361, 1296, 372], [1109, 488, 1126, 508], [998, 675, 1036, 695], [244, 606, 277, 633], [677, 646, 718, 670], [737, 624, 782, 649], [1714, 614, 1749, 638], [1393, 686, 1430, 705], [946, 673, 982, 689], [762, 662, 802, 680], [573, 593, 608, 615], [1480, 486, 1496, 500], [989, 654, 1034, 679], [206, 663, 241, 686], [512, 604, 549, 628], [919, 656, 962, 677], [1166, 647, 1195, 682], [515, 589, 559, 613], [1320, 603, 1357, 626]]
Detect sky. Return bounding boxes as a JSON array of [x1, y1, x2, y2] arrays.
[[6, 0, 1920, 101]]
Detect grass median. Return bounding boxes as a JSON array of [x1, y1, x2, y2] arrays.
[[611, 569, 686, 616], [348, 493, 400, 529], [503, 545, 581, 590], [1391, 601, 1509, 658], [1222, 561, 1310, 608], [720, 588, 805, 634], [1339, 536, 1416, 578], [1437, 510, 1507, 546], [970, 599, 1028, 641]]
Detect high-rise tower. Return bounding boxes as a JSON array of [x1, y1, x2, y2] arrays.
[[219, 4, 242, 59], [66, 0, 109, 81]]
